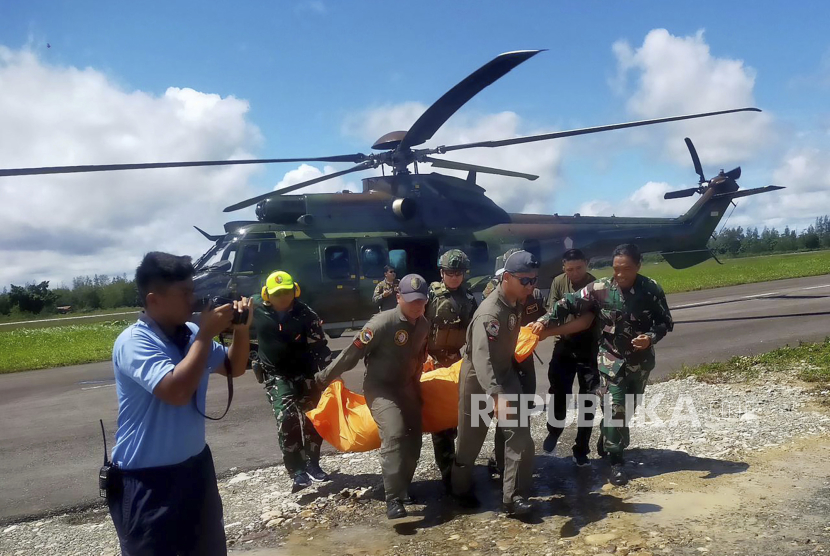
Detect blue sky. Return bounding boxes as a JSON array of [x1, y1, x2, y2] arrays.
[[1, 1, 829, 285]]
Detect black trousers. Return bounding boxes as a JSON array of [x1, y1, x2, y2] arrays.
[[547, 343, 600, 456], [107, 445, 227, 556]]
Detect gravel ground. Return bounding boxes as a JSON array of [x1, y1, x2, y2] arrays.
[[1, 371, 828, 556]]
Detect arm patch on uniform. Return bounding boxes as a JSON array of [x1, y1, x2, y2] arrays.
[[484, 319, 500, 339], [526, 303, 538, 315], [354, 327, 373, 349]]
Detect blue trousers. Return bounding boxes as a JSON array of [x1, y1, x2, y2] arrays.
[[107, 445, 227, 556]]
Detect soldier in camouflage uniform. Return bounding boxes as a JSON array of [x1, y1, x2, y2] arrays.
[[532, 244, 673, 486], [372, 265, 400, 312], [425, 249, 477, 489], [483, 249, 546, 479], [252, 271, 333, 492]]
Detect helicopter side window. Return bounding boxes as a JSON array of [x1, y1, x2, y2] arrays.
[[360, 245, 387, 279], [522, 239, 541, 261], [388, 249, 407, 275], [325, 246, 352, 280], [469, 241, 489, 265]]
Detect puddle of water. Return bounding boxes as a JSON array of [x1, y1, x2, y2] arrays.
[[625, 488, 740, 526]]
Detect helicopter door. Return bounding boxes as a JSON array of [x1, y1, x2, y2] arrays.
[[356, 240, 388, 312], [318, 240, 360, 327], [386, 238, 440, 284]]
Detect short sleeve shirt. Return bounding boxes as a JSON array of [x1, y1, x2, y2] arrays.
[[110, 316, 227, 469]]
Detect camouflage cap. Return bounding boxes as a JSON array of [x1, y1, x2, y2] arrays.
[[438, 249, 470, 270]]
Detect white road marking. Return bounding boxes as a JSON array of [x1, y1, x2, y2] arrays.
[[81, 384, 115, 391], [672, 284, 830, 310]]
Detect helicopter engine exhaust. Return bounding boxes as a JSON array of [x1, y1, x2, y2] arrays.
[[392, 198, 416, 220]]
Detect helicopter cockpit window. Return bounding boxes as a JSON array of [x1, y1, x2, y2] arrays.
[[237, 241, 280, 274], [469, 241, 489, 265], [325, 246, 352, 280], [360, 245, 387, 278], [197, 241, 237, 271]]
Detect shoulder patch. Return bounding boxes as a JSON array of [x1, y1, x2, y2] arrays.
[[526, 303, 538, 315], [354, 327, 373, 349], [484, 319, 500, 338]]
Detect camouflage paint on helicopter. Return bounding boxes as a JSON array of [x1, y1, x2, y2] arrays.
[[191, 165, 780, 338]]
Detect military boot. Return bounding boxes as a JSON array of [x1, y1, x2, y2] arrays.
[[502, 496, 533, 517], [386, 499, 407, 519]]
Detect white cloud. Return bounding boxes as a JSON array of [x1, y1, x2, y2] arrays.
[[339, 102, 564, 213], [274, 163, 361, 194], [729, 146, 830, 231], [579, 181, 693, 218], [0, 46, 263, 287], [584, 29, 830, 232], [612, 29, 774, 168]]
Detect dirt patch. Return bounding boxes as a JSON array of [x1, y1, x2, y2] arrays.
[[229, 435, 830, 556]]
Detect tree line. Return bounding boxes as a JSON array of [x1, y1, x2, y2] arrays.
[[709, 215, 830, 257], [0, 274, 139, 317]]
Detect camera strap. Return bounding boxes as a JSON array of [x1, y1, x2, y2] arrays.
[[193, 334, 233, 421]]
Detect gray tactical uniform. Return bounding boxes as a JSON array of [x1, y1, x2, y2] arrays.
[[451, 283, 535, 505], [316, 305, 428, 502]]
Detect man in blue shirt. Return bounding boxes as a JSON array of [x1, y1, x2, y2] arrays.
[[108, 252, 251, 556]]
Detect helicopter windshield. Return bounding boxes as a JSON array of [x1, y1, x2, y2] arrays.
[[195, 239, 237, 272]]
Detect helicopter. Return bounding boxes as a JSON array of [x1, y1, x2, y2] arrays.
[[1, 50, 782, 338]]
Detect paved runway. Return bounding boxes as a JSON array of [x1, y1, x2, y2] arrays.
[[1, 274, 828, 523]]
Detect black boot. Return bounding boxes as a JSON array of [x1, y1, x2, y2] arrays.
[[596, 432, 607, 458], [386, 499, 407, 519], [609, 454, 627, 486], [502, 496, 533, 517]]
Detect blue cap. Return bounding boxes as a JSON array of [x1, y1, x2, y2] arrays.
[[398, 273, 429, 302], [503, 250, 539, 274]]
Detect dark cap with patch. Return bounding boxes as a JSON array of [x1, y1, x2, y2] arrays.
[[398, 273, 429, 302], [503, 250, 540, 274]]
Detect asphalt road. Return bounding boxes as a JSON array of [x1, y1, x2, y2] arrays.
[[1, 274, 829, 523]]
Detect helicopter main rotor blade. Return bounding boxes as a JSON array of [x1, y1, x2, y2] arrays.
[[397, 50, 543, 152], [223, 161, 375, 212], [423, 156, 539, 181], [684, 137, 705, 183], [0, 154, 368, 178], [437, 108, 762, 153]]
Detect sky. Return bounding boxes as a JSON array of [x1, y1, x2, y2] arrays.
[[1, 1, 829, 287]]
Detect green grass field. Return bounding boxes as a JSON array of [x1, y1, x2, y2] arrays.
[[591, 250, 830, 294], [0, 306, 139, 325], [671, 337, 830, 386], [0, 321, 128, 373]]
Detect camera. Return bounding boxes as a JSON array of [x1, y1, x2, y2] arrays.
[[194, 295, 249, 325]]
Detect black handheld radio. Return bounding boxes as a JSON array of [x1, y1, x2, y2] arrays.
[[98, 419, 113, 498]]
